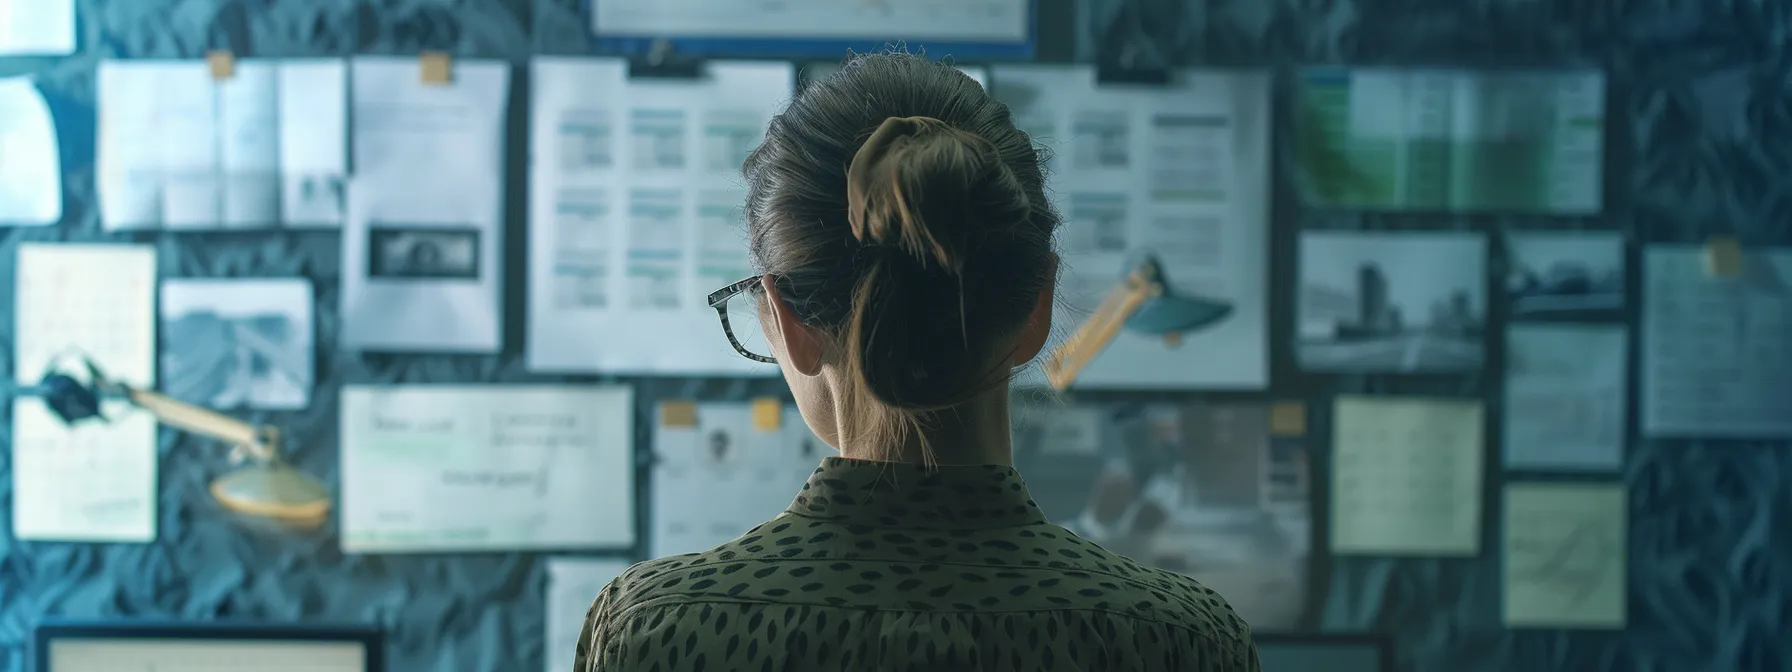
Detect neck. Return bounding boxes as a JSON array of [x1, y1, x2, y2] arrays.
[[834, 385, 1014, 466]]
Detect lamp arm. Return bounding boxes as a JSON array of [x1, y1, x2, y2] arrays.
[[123, 387, 279, 463]]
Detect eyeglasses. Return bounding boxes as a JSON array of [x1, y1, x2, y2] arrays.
[[707, 276, 776, 364]]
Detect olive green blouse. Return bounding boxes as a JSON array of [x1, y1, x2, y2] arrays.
[[575, 457, 1261, 671]]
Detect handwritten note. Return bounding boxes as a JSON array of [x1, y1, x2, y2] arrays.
[[339, 385, 635, 553], [1503, 324, 1628, 471], [1330, 396, 1484, 556], [12, 244, 159, 542], [545, 557, 632, 672], [1504, 482, 1626, 628]]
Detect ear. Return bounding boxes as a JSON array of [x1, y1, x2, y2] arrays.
[[1009, 254, 1058, 366], [762, 274, 826, 376]]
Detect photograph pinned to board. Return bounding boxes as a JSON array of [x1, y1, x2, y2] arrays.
[[0, 77, 62, 225], [366, 226, 482, 280], [1505, 231, 1625, 319], [1010, 399, 1317, 630], [159, 278, 314, 411], [651, 402, 823, 558], [1503, 324, 1627, 471], [1297, 230, 1488, 373], [990, 64, 1271, 390]]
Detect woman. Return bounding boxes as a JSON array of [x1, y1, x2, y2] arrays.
[[574, 52, 1260, 671]]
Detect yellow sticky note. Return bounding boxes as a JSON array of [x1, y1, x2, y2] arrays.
[[1704, 236, 1743, 278], [751, 398, 781, 431], [206, 50, 235, 80], [419, 51, 453, 85], [1503, 483, 1627, 629], [659, 400, 697, 428], [1269, 402, 1306, 437]]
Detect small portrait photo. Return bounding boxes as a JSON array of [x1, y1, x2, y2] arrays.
[[368, 226, 481, 280], [159, 278, 314, 411], [1505, 231, 1626, 318], [706, 429, 733, 466]]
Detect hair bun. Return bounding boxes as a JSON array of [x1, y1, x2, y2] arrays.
[[844, 115, 1023, 275]]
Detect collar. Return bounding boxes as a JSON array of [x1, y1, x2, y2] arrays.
[[786, 457, 1049, 529]]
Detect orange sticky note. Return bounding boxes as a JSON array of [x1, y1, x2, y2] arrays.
[[206, 50, 235, 80], [1704, 236, 1743, 278], [419, 51, 453, 85], [660, 400, 698, 428], [751, 398, 781, 431], [1269, 402, 1307, 437]]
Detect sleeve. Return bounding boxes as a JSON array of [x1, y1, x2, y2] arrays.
[[1236, 635, 1262, 672], [572, 579, 623, 672]]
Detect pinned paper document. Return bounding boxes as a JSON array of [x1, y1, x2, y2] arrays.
[[751, 398, 782, 431], [0, 77, 63, 226], [419, 52, 453, 84], [1703, 236, 1742, 278], [206, 51, 235, 79], [660, 400, 698, 428]]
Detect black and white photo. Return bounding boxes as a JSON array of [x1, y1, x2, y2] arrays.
[[1298, 231, 1488, 372], [1506, 231, 1625, 317], [368, 226, 482, 280], [160, 278, 314, 411]]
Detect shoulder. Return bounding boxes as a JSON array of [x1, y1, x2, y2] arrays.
[[1128, 562, 1257, 646], [1016, 525, 1256, 647]]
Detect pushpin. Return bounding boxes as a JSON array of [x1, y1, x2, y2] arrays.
[[419, 51, 453, 85], [660, 400, 698, 428], [1704, 236, 1743, 278], [207, 50, 236, 80], [751, 397, 782, 431]]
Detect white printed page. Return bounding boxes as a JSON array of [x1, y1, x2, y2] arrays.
[[12, 243, 159, 542], [340, 57, 508, 353], [95, 59, 348, 230], [339, 385, 635, 553], [0, 77, 63, 225], [1641, 245, 1792, 438], [525, 57, 790, 375], [544, 558, 632, 672], [0, 0, 75, 55], [1502, 324, 1628, 470], [993, 65, 1271, 390], [651, 403, 822, 557], [278, 61, 349, 227]]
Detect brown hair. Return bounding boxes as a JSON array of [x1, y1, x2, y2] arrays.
[[743, 53, 1059, 462]]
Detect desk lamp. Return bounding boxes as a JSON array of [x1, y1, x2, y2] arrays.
[[1043, 256, 1235, 390], [31, 355, 332, 531]]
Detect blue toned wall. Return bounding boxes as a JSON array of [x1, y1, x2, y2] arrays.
[[0, 0, 1786, 670]]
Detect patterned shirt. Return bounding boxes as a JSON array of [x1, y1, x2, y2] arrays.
[[575, 457, 1261, 671]]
